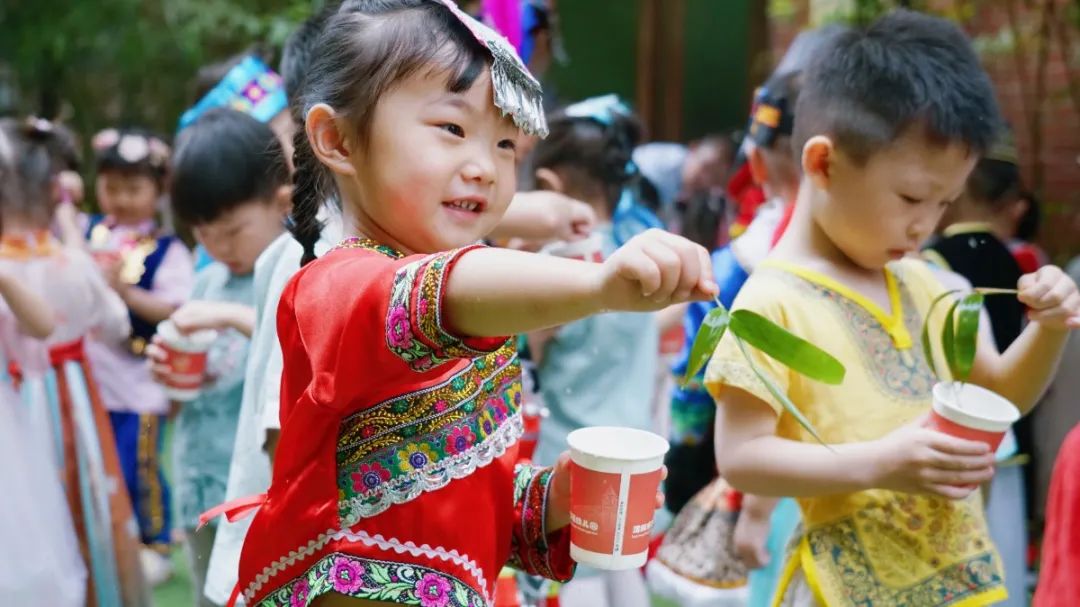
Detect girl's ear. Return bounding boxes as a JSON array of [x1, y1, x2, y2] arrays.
[[306, 103, 355, 178], [801, 135, 835, 191], [534, 167, 565, 193]]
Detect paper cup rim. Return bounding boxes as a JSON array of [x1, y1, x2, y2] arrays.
[[567, 427, 670, 463], [932, 382, 1020, 433]]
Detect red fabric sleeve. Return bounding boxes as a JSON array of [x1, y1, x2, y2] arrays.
[[507, 464, 576, 582]]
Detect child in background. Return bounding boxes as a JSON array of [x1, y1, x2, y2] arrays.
[[83, 126, 195, 584], [708, 11, 1079, 606], [525, 97, 658, 607], [203, 2, 713, 605], [148, 108, 291, 607], [0, 118, 148, 606], [0, 118, 85, 607]]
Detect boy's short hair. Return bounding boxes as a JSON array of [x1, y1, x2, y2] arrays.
[[793, 9, 1000, 165], [170, 108, 289, 226]]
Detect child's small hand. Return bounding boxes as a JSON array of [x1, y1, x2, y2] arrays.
[[733, 505, 771, 569], [145, 337, 172, 387], [599, 229, 718, 312], [171, 301, 232, 334], [546, 452, 667, 534], [99, 256, 127, 293], [869, 417, 996, 500], [1017, 265, 1080, 331]]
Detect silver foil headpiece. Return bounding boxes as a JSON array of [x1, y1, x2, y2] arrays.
[[434, 0, 548, 137]]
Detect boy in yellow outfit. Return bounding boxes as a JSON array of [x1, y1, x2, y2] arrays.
[[706, 10, 1080, 607]]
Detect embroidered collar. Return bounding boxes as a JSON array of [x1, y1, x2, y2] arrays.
[[0, 230, 58, 259], [334, 237, 405, 260], [761, 259, 913, 349]]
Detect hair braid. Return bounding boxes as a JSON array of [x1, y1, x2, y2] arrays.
[[288, 126, 326, 267]]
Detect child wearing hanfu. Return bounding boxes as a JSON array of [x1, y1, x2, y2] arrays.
[[201, 2, 717, 606], [707, 12, 1080, 607], [0, 118, 149, 606]]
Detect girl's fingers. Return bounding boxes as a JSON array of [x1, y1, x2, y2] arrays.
[[639, 241, 682, 302], [617, 251, 662, 298]]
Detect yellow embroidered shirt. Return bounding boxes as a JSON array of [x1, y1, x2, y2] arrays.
[[705, 258, 1006, 607]]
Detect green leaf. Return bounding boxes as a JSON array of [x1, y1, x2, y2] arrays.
[[952, 293, 983, 382], [734, 337, 829, 447], [942, 299, 960, 380], [680, 305, 730, 387], [729, 310, 845, 385], [921, 290, 960, 379]]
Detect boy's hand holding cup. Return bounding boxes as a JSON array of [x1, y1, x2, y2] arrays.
[[151, 315, 217, 402]]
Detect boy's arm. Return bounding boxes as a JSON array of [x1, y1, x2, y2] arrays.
[[713, 386, 996, 500], [969, 265, 1080, 413], [445, 230, 717, 338]]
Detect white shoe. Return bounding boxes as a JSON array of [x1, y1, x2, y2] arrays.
[[140, 546, 174, 587]]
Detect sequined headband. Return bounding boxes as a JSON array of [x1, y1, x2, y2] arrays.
[[177, 56, 287, 132], [433, 0, 548, 137]]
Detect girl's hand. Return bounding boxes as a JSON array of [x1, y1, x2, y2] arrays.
[[545, 452, 667, 534], [1017, 265, 1080, 331], [598, 229, 717, 312], [868, 417, 995, 500]]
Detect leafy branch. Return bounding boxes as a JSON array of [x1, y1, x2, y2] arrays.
[[921, 287, 1018, 384], [682, 297, 845, 445]]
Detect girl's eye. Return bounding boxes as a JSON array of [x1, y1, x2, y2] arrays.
[[900, 194, 923, 204], [439, 123, 465, 138], [497, 139, 517, 151]]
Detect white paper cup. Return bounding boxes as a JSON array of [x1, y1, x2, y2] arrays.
[[156, 320, 217, 401], [926, 382, 1020, 451], [540, 233, 605, 264], [567, 426, 669, 570]]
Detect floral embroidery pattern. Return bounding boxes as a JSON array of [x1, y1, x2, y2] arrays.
[[336, 344, 524, 524], [508, 465, 574, 582], [385, 245, 503, 372], [805, 506, 1004, 606], [257, 553, 485, 607], [774, 269, 936, 400]]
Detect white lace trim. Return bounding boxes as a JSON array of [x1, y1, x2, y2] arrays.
[[339, 411, 523, 524], [245, 528, 492, 604]]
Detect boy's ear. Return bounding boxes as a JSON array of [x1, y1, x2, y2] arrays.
[[801, 135, 835, 190], [533, 167, 565, 193], [747, 145, 768, 187], [306, 103, 355, 178]]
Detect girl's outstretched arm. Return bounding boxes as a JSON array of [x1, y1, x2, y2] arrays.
[[0, 272, 54, 338], [444, 230, 718, 338]]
